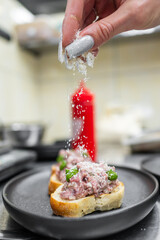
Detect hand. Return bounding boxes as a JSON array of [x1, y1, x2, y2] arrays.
[[62, 0, 160, 52]]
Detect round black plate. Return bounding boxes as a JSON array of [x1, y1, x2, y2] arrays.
[[2, 166, 159, 239], [141, 157, 160, 181]]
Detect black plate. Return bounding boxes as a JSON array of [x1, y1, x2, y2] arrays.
[[2, 166, 159, 239], [141, 157, 160, 181]]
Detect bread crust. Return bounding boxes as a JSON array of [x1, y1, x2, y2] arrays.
[[51, 165, 56, 175], [50, 182, 124, 217], [48, 173, 62, 195]]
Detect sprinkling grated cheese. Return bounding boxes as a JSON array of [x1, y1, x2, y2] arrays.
[[58, 32, 95, 76]]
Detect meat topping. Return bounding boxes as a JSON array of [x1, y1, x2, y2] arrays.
[[60, 161, 119, 200], [56, 149, 92, 183]]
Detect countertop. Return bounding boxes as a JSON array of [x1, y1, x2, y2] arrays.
[[0, 144, 160, 240]]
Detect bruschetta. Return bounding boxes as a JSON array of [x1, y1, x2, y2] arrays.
[[48, 149, 91, 194], [50, 161, 124, 217]]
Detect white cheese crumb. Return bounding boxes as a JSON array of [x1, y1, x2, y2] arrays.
[[58, 32, 95, 76]]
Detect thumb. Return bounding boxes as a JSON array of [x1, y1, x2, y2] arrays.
[[79, 6, 133, 48]]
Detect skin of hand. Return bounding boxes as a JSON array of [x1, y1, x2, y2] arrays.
[[62, 0, 160, 53]]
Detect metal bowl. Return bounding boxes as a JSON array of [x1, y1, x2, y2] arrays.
[[4, 123, 45, 147]]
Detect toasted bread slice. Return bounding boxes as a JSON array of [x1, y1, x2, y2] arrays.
[[48, 174, 62, 195], [51, 165, 56, 175], [50, 182, 124, 217]]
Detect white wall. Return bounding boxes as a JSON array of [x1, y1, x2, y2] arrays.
[[38, 36, 160, 142], [1, 0, 160, 144], [0, 0, 40, 124], [0, 38, 40, 123]]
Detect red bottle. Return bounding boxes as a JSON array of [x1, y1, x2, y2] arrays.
[[71, 80, 97, 161]]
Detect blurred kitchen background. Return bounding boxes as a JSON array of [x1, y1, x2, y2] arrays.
[[1, 0, 160, 161]]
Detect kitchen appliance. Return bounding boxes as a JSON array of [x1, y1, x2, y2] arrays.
[[4, 123, 45, 147], [0, 149, 36, 182], [16, 139, 71, 161], [124, 129, 160, 153], [0, 141, 12, 155]]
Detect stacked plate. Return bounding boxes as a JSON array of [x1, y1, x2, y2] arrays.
[[141, 156, 160, 184]]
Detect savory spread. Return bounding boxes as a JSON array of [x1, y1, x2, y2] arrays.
[[55, 149, 92, 183], [60, 161, 119, 200], [49, 149, 124, 217]]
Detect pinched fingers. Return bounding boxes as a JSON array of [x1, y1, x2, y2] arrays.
[[79, 5, 133, 48], [62, 0, 85, 47]]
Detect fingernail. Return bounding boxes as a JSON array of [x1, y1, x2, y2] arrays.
[[65, 35, 94, 59]]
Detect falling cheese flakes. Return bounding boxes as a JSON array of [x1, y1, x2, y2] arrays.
[[58, 33, 95, 76]]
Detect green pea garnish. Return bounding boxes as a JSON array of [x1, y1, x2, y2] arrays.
[[56, 155, 64, 162], [82, 152, 89, 158], [65, 169, 70, 174], [107, 169, 118, 181], [66, 167, 79, 182], [60, 160, 67, 170]]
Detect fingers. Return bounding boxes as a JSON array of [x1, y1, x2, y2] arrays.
[[79, 5, 133, 48], [83, 8, 98, 28], [62, 0, 85, 48]]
